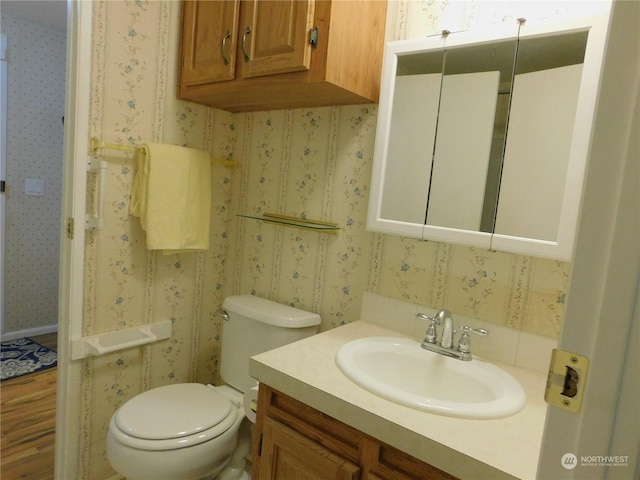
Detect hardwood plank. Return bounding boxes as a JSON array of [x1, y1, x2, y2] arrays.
[[29, 333, 58, 352], [1, 367, 57, 480]]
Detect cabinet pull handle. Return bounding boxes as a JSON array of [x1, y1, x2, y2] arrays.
[[221, 30, 232, 65], [242, 25, 252, 62]]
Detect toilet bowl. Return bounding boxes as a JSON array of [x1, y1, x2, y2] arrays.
[[106, 295, 321, 480], [106, 384, 246, 480]]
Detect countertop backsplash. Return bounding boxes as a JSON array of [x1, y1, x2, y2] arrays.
[[361, 291, 556, 374]]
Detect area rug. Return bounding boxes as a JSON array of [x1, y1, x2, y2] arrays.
[[0, 337, 57, 381]]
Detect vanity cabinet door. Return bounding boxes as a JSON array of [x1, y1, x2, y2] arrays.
[[259, 417, 360, 480], [180, 0, 240, 85], [253, 385, 459, 480], [368, 442, 459, 480]]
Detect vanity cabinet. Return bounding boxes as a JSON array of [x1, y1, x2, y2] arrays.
[[178, 0, 388, 112], [252, 384, 457, 480], [260, 417, 360, 479], [367, 15, 609, 261]]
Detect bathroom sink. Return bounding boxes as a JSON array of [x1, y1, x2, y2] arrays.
[[335, 337, 526, 419]]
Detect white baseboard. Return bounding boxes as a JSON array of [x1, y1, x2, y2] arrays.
[[1, 324, 58, 342]]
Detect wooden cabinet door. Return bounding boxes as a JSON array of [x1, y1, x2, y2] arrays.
[[259, 417, 360, 480], [181, 0, 240, 85], [238, 0, 315, 79]]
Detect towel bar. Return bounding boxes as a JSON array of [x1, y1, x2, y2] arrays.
[[70, 320, 172, 360], [85, 137, 237, 232], [89, 137, 237, 167]]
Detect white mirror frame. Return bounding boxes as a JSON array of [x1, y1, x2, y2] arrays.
[[367, 15, 609, 262], [367, 35, 445, 240]]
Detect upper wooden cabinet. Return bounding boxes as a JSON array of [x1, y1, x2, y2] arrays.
[[178, 0, 388, 112], [238, 0, 315, 79], [180, 1, 240, 85]]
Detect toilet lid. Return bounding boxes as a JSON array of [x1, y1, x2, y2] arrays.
[[114, 383, 233, 440]]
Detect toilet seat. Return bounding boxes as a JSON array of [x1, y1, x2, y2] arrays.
[[110, 383, 239, 451]]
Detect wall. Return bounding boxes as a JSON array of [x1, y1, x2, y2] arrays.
[[76, 1, 589, 478], [80, 2, 233, 477], [226, 104, 570, 339], [225, 0, 580, 339], [1, 13, 65, 335]]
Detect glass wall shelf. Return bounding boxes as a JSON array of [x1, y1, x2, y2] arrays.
[[237, 213, 341, 235]]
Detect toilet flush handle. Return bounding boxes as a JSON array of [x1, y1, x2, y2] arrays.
[[215, 309, 229, 321]]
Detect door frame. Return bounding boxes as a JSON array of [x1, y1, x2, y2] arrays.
[[537, 1, 639, 478], [54, 1, 92, 477], [0, 33, 7, 335]]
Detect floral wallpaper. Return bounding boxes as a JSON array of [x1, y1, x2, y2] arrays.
[[81, 1, 232, 477], [1, 13, 66, 335], [228, 106, 378, 328], [76, 0, 577, 478]]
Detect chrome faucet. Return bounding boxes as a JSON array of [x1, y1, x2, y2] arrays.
[[438, 309, 454, 348], [416, 309, 488, 361]]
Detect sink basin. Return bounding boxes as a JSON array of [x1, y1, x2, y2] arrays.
[[335, 337, 526, 419]]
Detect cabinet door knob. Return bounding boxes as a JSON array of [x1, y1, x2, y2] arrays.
[[221, 30, 232, 65], [242, 26, 252, 62]]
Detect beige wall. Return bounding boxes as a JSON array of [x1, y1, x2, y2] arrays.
[[78, 1, 585, 477], [2, 13, 65, 334], [82, 2, 233, 476]]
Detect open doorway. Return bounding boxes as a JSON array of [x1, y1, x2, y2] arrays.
[[0, 1, 67, 340], [0, 3, 67, 478]]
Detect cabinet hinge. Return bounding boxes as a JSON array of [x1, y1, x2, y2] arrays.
[[309, 26, 319, 49], [66, 217, 75, 240], [544, 348, 589, 413], [258, 432, 263, 457], [0, 180, 5, 193]]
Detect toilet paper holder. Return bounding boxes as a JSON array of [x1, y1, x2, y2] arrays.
[[243, 385, 260, 423]]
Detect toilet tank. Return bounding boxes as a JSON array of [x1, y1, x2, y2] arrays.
[[220, 295, 320, 393]]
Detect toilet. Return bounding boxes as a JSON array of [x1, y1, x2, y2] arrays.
[[106, 295, 321, 480]]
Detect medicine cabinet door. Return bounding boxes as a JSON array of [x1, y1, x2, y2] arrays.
[[492, 16, 608, 261], [367, 37, 445, 239]]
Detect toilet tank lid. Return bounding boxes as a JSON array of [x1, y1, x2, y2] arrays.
[[223, 295, 321, 328]]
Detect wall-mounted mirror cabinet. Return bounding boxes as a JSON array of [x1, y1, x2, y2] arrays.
[[367, 15, 608, 261]]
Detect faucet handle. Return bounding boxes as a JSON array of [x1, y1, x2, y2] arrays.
[[416, 312, 436, 322], [460, 325, 489, 336], [457, 325, 489, 354], [416, 312, 439, 344]]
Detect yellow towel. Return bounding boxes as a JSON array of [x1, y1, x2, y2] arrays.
[[130, 142, 211, 253]]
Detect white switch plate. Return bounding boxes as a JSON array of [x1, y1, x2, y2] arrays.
[[25, 178, 44, 196]]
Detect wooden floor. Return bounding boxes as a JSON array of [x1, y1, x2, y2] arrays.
[[1, 333, 58, 480]]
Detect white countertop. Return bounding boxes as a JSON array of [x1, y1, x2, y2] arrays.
[[249, 321, 548, 480]]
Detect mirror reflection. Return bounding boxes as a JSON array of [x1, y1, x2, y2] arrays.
[[380, 50, 444, 224], [426, 39, 517, 232]]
